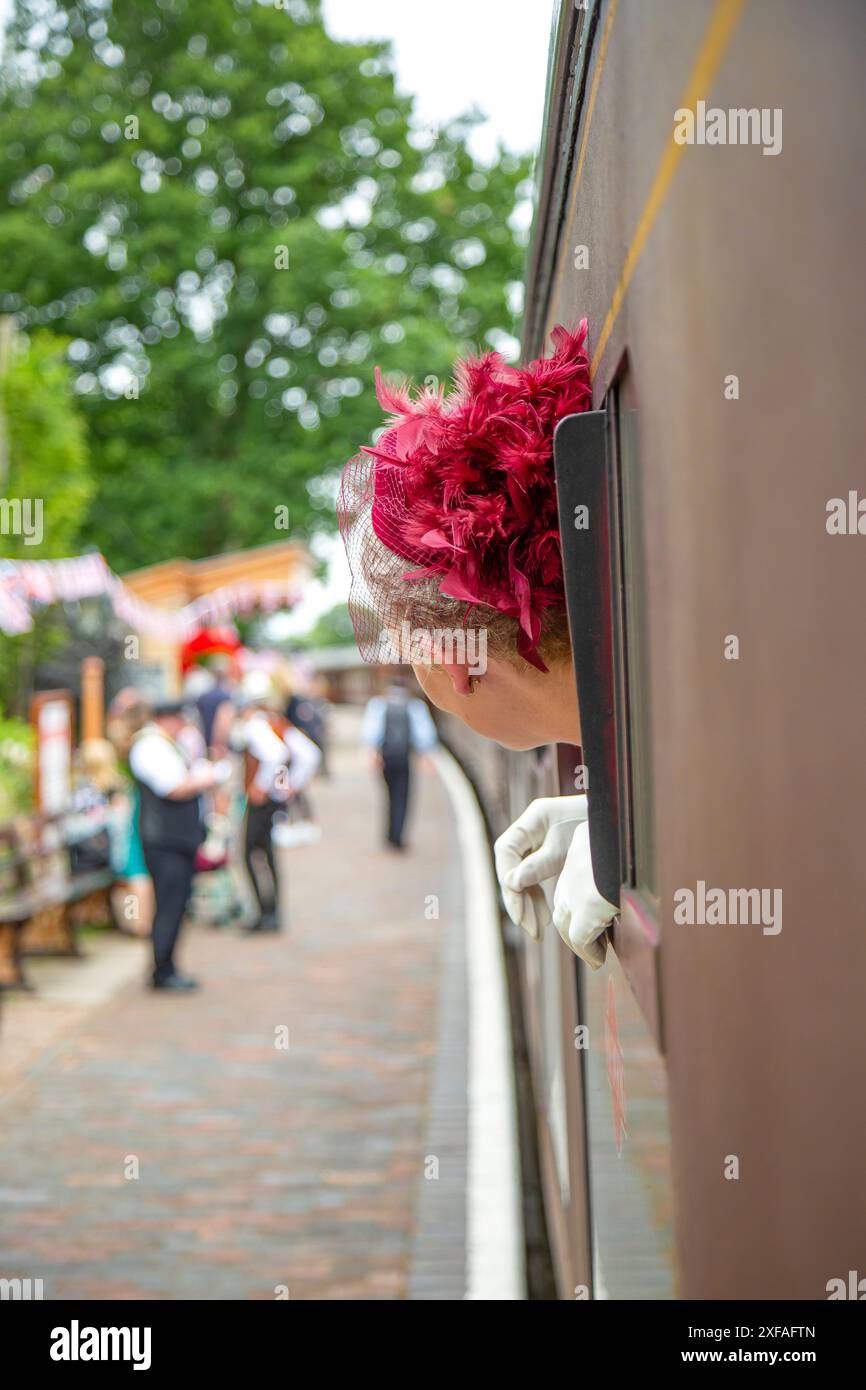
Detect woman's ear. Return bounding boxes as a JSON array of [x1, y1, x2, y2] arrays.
[[438, 660, 474, 696]]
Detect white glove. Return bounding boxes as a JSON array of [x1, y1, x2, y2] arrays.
[[494, 796, 617, 969], [494, 797, 590, 943], [550, 820, 617, 969]]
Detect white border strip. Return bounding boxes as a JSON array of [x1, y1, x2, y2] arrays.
[[433, 747, 526, 1300]]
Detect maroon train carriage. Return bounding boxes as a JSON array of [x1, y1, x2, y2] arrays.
[[438, 0, 866, 1301]]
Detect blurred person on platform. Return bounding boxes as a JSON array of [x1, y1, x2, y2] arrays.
[[74, 737, 155, 937], [105, 690, 153, 937], [130, 700, 231, 991], [196, 656, 237, 757], [284, 676, 325, 820], [69, 737, 122, 873], [175, 696, 208, 763], [286, 677, 330, 781], [182, 665, 214, 702], [312, 678, 332, 777], [233, 673, 320, 934], [106, 687, 150, 764], [361, 676, 438, 851]]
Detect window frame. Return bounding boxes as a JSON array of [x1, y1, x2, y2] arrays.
[[554, 382, 663, 1048]]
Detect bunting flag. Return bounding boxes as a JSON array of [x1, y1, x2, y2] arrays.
[[0, 553, 300, 638]]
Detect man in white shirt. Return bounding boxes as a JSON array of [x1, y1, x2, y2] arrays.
[[361, 676, 438, 850], [233, 676, 321, 933], [130, 701, 230, 990]]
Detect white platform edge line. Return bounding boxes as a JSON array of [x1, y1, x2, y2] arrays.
[[432, 747, 526, 1301]]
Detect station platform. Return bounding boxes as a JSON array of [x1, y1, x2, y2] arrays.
[[0, 708, 523, 1301]]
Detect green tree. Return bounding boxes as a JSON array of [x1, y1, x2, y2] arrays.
[[1, 327, 93, 560], [0, 326, 94, 713], [0, 713, 35, 818], [0, 0, 532, 571]]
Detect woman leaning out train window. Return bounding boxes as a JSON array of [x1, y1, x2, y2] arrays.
[[336, 321, 616, 969]]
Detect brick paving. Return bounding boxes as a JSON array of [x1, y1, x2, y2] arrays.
[[0, 709, 467, 1300]]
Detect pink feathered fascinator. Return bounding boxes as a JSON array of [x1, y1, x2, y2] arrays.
[[338, 321, 592, 672]]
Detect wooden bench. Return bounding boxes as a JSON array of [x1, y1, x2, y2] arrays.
[[0, 813, 115, 991]]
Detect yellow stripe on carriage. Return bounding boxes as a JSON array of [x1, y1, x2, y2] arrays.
[[590, 0, 748, 380]]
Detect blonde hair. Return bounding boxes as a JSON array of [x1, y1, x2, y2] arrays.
[[79, 738, 123, 794]]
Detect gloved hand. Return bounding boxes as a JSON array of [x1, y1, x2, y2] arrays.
[[494, 796, 590, 943], [494, 796, 617, 969], [550, 820, 617, 969]]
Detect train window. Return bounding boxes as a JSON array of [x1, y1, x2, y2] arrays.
[[553, 409, 621, 906], [556, 376, 675, 1300], [608, 372, 658, 905], [554, 375, 661, 1043]]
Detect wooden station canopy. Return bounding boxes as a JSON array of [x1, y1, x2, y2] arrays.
[[122, 538, 312, 691]]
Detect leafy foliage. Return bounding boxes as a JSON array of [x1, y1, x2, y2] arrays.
[[0, 0, 532, 571], [0, 329, 94, 715], [1, 329, 93, 559], [0, 714, 35, 817]]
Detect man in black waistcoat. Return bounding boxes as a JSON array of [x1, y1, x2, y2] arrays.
[[129, 701, 229, 992]]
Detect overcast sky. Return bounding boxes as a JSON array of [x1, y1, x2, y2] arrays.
[[322, 0, 552, 161], [0, 0, 555, 631]]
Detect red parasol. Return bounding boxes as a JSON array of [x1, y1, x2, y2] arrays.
[[179, 626, 242, 673]]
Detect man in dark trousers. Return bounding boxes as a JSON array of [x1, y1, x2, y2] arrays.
[[129, 701, 230, 991], [233, 674, 320, 933], [362, 676, 438, 850]]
